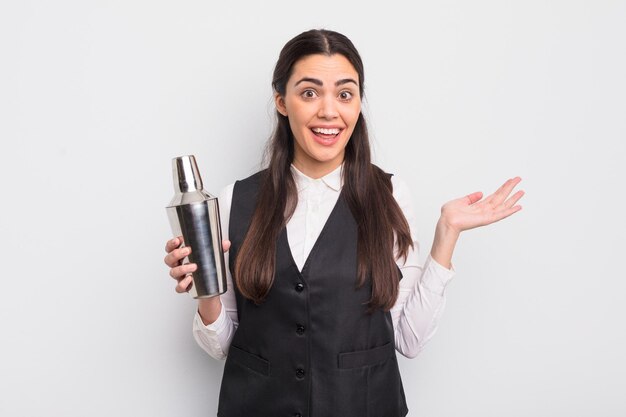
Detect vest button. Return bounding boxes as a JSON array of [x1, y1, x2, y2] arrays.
[[295, 283, 304, 292], [295, 368, 305, 379], [296, 324, 305, 335], [294, 414, 302, 417]]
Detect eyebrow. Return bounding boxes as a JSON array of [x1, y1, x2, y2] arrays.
[[294, 77, 359, 87]]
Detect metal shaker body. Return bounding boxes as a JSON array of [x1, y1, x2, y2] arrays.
[[166, 155, 227, 298]]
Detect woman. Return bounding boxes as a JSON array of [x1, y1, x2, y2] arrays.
[[164, 29, 523, 417]]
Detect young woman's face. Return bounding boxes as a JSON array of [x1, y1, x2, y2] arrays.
[[275, 53, 361, 178]]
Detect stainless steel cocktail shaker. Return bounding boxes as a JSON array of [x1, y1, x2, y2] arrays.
[[166, 155, 227, 298]]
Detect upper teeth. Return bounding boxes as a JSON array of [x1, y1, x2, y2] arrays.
[[313, 127, 340, 135]]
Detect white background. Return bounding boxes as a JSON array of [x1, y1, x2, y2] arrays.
[[1, 1, 624, 416]]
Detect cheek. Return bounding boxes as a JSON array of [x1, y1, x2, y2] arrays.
[[288, 117, 305, 135], [288, 118, 310, 147], [345, 102, 361, 120], [288, 111, 313, 134], [346, 109, 361, 128]]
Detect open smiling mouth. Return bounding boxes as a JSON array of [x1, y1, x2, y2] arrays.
[[311, 127, 342, 141]]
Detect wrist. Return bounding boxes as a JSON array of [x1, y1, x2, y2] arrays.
[[430, 218, 461, 269], [197, 296, 223, 326], [435, 217, 461, 241]]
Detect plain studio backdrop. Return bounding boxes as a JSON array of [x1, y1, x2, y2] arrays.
[[1, 1, 624, 416]]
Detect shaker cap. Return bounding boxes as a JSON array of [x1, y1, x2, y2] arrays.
[[168, 155, 214, 206], [173, 155, 203, 193]]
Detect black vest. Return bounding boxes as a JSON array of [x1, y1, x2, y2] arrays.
[[218, 171, 408, 417]]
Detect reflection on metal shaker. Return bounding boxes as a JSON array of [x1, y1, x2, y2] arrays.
[[166, 155, 227, 298]]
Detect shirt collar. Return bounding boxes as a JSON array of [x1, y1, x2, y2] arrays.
[[290, 163, 343, 192]]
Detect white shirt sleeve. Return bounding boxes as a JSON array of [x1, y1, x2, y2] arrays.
[[192, 183, 239, 360], [390, 176, 455, 359]]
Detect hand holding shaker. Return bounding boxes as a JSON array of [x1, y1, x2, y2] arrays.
[[166, 155, 227, 298]]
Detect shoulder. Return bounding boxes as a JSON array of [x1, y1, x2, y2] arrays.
[[390, 175, 412, 206], [381, 170, 420, 246], [224, 169, 269, 214], [232, 170, 267, 196], [235, 169, 266, 187], [371, 164, 412, 203], [218, 170, 266, 208], [218, 182, 235, 205]]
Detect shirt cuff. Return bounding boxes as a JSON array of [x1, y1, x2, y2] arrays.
[[421, 254, 456, 295], [193, 304, 228, 334]]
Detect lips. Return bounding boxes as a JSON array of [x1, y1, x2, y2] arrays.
[[310, 127, 342, 146]]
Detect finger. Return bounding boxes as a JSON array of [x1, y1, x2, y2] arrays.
[[165, 236, 183, 253], [503, 190, 525, 209], [169, 263, 197, 280], [222, 240, 231, 252], [490, 177, 522, 206], [164, 246, 192, 268], [491, 204, 523, 223], [175, 275, 194, 293], [464, 191, 483, 205], [484, 178, 511, 204]]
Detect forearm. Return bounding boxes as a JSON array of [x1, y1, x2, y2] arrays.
[[193, 288, 239, 360], [429, 219, 461, 269], [392, 257, 455, 358], [193, 305, 236, 360], [197, 296, 223, 325]]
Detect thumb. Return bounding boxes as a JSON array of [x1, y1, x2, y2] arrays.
[[464, 191, 483, 205]]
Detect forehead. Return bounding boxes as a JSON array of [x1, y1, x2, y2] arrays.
[[289, 54, 359, 85]]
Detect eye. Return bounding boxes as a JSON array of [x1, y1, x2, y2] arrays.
[[301, 89, 317, 99], [338, 90, 353, 101]]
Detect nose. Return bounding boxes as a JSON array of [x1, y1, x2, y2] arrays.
[[317, 96, 338, 119]]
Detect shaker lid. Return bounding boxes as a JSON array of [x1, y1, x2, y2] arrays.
[[173, 155, 203, 193], [168, 155, 214, 206]]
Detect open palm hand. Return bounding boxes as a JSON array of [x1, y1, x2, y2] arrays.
[[440, 177, 525, 233]]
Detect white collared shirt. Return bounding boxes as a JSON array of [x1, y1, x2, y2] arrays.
[[193, 164, 455, 359]]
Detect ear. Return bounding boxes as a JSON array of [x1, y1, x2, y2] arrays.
[[274, 92, 288, 117]]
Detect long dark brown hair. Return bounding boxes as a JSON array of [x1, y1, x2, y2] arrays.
[[235, 29, 413, 311]]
